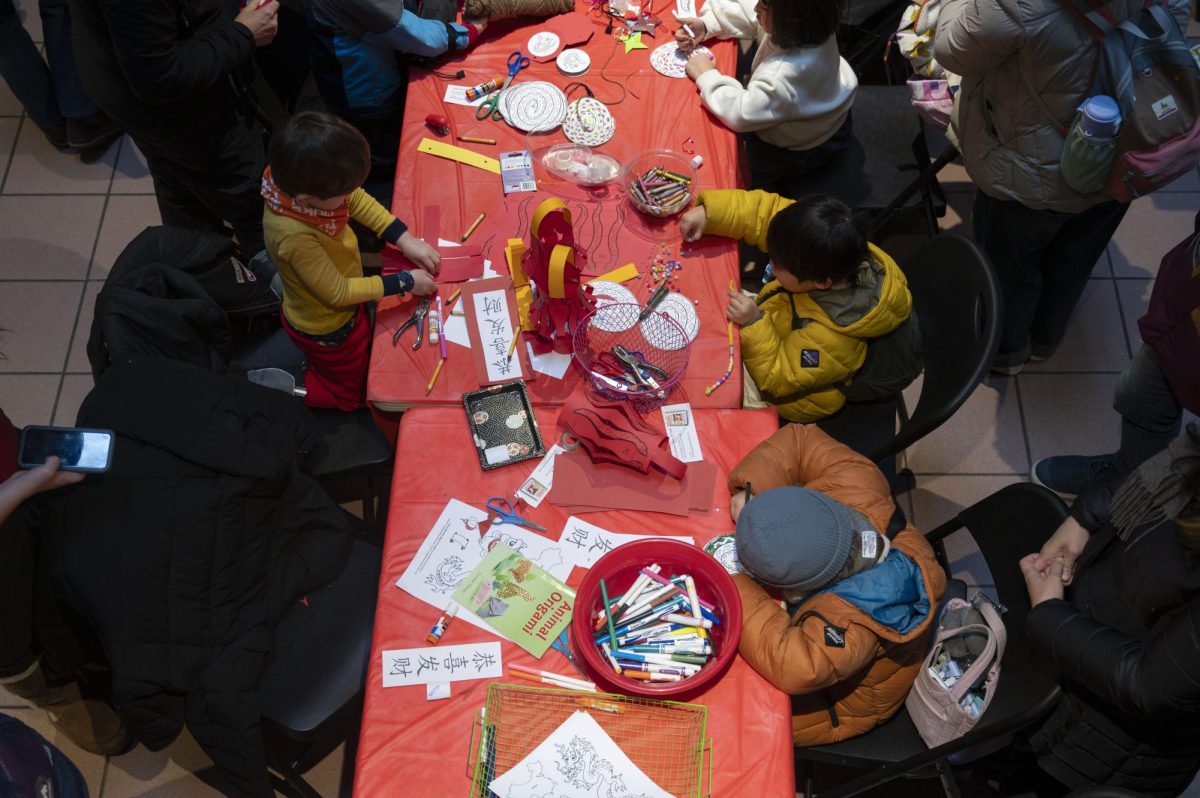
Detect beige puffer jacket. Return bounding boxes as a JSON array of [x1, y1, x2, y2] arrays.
[[933, 0, 1192, 213]]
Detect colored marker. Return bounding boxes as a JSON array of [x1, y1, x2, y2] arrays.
[[664, 612, 713, 629], [426, 603, 458, 645], [600, 578, 618, 650]]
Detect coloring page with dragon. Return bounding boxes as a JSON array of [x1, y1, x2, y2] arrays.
[[395, 499, 577, 636], [489, 710, 674, 798]]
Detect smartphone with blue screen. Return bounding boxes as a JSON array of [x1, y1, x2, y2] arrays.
[[17, 426, 114, 473]]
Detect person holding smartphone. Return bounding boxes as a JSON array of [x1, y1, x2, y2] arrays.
[[0, 408, 131, 756]]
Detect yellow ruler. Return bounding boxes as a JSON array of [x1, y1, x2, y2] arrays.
[[418, 138, 501, 174]]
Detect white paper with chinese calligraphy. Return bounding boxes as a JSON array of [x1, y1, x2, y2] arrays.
[[395, 499, 576, 635], [559, 517, 695, 569], [381, 642, 503, 688], [488, 710, 674, 798], [459, 276, 533, 386]]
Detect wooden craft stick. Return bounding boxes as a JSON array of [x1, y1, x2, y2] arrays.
[[461, 212, 486, 243]]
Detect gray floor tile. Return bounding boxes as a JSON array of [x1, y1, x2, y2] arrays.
[[0, 281, 83, 372], [66, 282, 103, 372], [0, 118, 20, 177], [909, 474, 1023, 532], [104, 729, 225, 797], [91, 195, 161, 277], [1024, 279, 1130, 372], [905, 376, 1028, 475], [3, 707, 107, 797], [0, 79, 22, 117], [0, 195, 105, 279], [110, 137, 155, 195], [0, 374, 60, 426], [1115, 278, 1153, 356], [303, 741, 350, 797], [3, 119, 116, 195], [54, 374, 93, 425], [1161, 166, 1200, 193], [935, 159, 972, 194], [1109, 193, 1200, 277], [1019, 372, 1122, 463]]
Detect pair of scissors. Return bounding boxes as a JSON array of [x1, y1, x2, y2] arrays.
[[475, 51, 531, 121], [612, 345, 669, 386], [485, 496, 546, 532]]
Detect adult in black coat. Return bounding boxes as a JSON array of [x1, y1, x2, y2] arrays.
[[66, 0, 280, 256], [1020, 425, 1200, 796]]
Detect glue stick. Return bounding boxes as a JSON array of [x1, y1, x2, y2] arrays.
[[466, 75, 505, 101], [429, 306, 441, 344]]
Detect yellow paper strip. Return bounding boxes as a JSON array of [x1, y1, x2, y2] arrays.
[[587, 263, 639, 284], [417, 138, 501, 174]]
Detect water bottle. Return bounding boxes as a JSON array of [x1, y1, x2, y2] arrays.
[[1060, 95, 1121, 195]]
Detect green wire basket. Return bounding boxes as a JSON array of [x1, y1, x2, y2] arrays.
[[467, 684, 711, 797]]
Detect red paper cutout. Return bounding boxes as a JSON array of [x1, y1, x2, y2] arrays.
[[552, 449, 716, 517], [458, 276, 535, 386], [547, 12, 595, 47], [435, 256, 487, 283], [524, 201, 596, 355]]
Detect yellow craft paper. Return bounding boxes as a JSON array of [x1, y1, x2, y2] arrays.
[[587, 263, 639, 284], [506, 238, 533, 329], [417, 138, 501, 174]]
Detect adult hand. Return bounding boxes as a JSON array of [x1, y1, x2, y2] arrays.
[[407, 269, 438, 296], [1032, 516, 1090, 585], [679, 205, 707, 242], [397, 232, 440, 274], [1020, 553, 1066, 606], [674, 17, 705, 53], [235, 0, 280, 48], [685, 50, 716, 81], [730, 489, 748, 524], [726, 290, 760, 326], [0, 457, 84, 522]]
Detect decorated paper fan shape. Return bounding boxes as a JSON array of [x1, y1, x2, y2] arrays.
[[640, 292, 699, 349], [562, 97, 616, 147], [586, 280, 639, 331], [498, 81, 569, 132], [650, 41, 713, 79]]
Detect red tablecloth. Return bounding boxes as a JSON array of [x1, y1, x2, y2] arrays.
[[354, 406, 794, 797], [367, 2, 745, 410]]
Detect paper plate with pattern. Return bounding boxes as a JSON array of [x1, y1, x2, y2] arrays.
[[562, 96, 616, 146], [499, 81, 568, 133]]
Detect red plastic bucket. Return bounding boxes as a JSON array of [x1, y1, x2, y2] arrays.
[[571, 539, 743, 699]]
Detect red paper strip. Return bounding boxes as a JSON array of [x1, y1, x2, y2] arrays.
[[436, 256, 487, 283], [423, 205, 439, 242], [552, 449, 716, 517]]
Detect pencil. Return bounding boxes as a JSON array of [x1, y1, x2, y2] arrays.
[[447, 287, 462, 305], [425, 357, 445, 395], [505, 324, 522, 363], [460, 212, 486, 242], [458, 136, 497, 145]]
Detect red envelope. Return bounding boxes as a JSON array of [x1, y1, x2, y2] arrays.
[[552, 449, 716, 517]]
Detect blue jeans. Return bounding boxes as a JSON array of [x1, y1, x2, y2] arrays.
[[0, 0, 94, 136], [1112, 344, 1183, 473], [972, 191, 1129, 365], [745, 113, 853, 192]]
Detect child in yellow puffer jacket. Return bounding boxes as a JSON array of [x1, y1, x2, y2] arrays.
[[680, 190, 920, 422]]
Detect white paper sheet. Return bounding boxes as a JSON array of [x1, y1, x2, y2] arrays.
[[489, 710, 673, 798], [474, 289, 519, 382], [381, 642, 502, 688], [395, 499, 576, 635], [516, 444, 565, 508], [672, 0, 697, 17], [528, 342, 573, 380], [559, 517, 695, 569], [426, 682, 452, 700], [660, 403, 703, 463], [444, 84, 489, 107]]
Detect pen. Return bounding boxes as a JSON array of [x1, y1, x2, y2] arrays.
[[506, 324, 522, 363], [461, 212, 486, 242], [426, 603, 458, 644], [437, 295, 447, 360], [600, 578, 619, 650], [683, 23, 696, 38], [458, 136, 497, 145]]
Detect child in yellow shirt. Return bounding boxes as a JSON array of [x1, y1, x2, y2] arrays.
[[262, 111, 439, 410]]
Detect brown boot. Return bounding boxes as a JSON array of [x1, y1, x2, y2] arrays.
[[0, 660, 133, 756]]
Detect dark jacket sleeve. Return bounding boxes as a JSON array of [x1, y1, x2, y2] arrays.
[[97, 0, 255, 105], [1027, 596, 1200, 722], [1069, 470, 1124, 532]]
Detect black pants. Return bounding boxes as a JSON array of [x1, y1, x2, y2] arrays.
[[128, 102, 267, 259], [0, 509, 37, 678]]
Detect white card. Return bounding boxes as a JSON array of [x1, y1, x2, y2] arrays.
[[426, 682, 452, 700], [489, 710, 673, 798], [528, 342, 572, 380], [381, 642, 502, 688], [516, 444, 565, 508], [444, 84, 489, 107], [660, 402, 703, 462], [559, 517, 694, 569], [673, 0, 697, 17]]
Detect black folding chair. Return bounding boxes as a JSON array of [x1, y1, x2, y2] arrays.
[[795, 483, 1069, 797]]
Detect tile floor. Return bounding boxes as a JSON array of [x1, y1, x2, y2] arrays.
[[2, 5, 1199, 796]]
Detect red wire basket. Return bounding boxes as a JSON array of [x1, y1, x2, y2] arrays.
[[572, 302, 691, 411]]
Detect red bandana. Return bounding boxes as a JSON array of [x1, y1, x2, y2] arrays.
[[260, 167, 349, 238]]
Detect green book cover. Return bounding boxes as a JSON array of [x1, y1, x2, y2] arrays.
[[452, 542, 576, 658]]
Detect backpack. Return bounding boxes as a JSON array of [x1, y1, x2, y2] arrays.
[[0, 712, 89, 797], [1060, 0, 1200, 200], [839, 310, 925, 402]]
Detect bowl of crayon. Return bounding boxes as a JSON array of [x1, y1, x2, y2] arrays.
[[621, 149, 697, 218], [571, 539, 742, 698]]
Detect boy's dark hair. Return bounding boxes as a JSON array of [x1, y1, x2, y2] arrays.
[[766, 0, 842, 49], [766, 194, 868, 284], [268, 111, 371, 199]]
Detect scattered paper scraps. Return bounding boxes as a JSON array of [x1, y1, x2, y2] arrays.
[[382, 642, 503, 688], [426, 682, 452, 700]]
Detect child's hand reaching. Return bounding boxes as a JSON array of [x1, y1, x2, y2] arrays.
[[674, 18, 705, 53], [407, 270, 437, 296], [685, 50, 716, 81], [726, 290, 760, 326], [679, 205, 707, 242], [397, 231, 440, 275]]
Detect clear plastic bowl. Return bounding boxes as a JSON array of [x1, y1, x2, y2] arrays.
[[621, 149, 697, 218]]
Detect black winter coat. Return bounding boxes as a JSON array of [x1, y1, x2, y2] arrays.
[[38, 359, 350, 797], [1026, 479, 1200, 796], [67, 0, 254, 140]]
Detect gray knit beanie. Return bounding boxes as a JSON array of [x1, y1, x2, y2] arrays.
[[734, 486, 863, 592]]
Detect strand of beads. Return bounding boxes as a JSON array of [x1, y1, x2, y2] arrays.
[[705, 280, 736, 396]]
